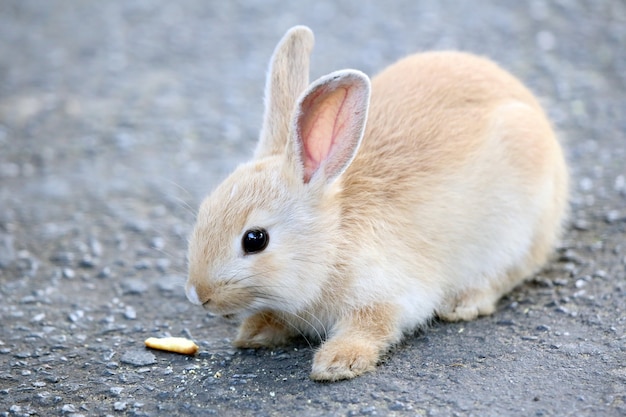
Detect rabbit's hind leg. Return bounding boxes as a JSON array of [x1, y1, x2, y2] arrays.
[[436, 286, 502, 322]]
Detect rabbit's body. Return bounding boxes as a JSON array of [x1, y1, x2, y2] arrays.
[[343, 51, 567, 323], [186, 27, 568, 381]]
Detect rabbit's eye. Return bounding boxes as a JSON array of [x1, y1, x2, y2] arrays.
[[242, 228, 269, 254]]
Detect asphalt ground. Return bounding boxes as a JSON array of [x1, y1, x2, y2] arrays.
[[1, 1, 625, 416]]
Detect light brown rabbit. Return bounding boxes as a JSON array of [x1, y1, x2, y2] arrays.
[[185, 26, 568, 381]]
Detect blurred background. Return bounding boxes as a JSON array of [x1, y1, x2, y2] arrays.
[[1, 1, 624, 416], [1, 1, 623, 206]]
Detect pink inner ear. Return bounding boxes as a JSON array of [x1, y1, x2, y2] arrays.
[[299, 86, 351, 182]]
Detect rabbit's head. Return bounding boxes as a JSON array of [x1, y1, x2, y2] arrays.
[[185, 27, 370, 318]]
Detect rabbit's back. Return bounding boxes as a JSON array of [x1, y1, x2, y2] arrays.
[[346, 51, 548, 182], [338, 51, 568, 305]]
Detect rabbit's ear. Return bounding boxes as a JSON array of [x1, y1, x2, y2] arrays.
[[290, 70, 371, 184], [254, 26, 314, 159]]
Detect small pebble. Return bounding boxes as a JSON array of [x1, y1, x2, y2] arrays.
[[44, 374, 60, 383], [0, 233, 16, 267], [50, 251, 74, 266], [536, 30, 556, 51], [496, 319, 516, 326], [120, 350, 156, 367], [31, 313, 46, 323], [14, 351, 32, 359], [572, 219, 590, 231], [358, 405, 378, 415], [124, 219, 149, 233], [389, 401, 413, 411], [79, 255, 97, 268], [563, 263, 578, 276], [157, 276, 180, 293], [605, 210, 623, 224], [123, 306, 137, 320], [121, 279, 148, 295], [150, 237, 165, 250], [559, 249, 582, 264], [133, 260, 151, 270], [21, 295, 37, 304], [155, 258, 171, 272], [68, 310, 84, 323], [62, 268, 76, 279], [97, 267, 112, 278], [89, 238, 103, 257], [579, 177, 593, 192], [113, 401, 127, 411]]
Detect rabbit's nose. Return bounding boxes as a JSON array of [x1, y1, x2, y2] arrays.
[[185, 283, 203, 305]]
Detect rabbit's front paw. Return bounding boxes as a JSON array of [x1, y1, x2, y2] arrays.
[[310, 337, 379, 381], [233, 311, 291, 348]]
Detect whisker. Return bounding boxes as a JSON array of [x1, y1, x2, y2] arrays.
[[296, 309, 329, 341], [151, 246, 184, 259], [283, 310, 325, 345], [225, 268, 281, 286], [170, 195, 199, 219], [216, 268, 330, 346], [248, 290, 284, 303], [290, 256, 325, 266], [154, 177, 200, 219], [156, 177, 192, 195], [279, 316, 315, 350]]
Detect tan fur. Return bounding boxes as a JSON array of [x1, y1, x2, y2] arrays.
[[185, 27, 569, 381], [310, 303, 400, 381], [256, 26, 314, 159], [233, 311, 291, 348], [339, 51, 569, 321]]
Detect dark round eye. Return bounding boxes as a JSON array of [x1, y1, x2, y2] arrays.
[[242, 228, 269, 254]]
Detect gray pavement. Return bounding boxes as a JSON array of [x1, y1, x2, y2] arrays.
[[1, 1, 625, 416]]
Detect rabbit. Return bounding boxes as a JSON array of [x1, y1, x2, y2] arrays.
[[185, 25, 569, 381]]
